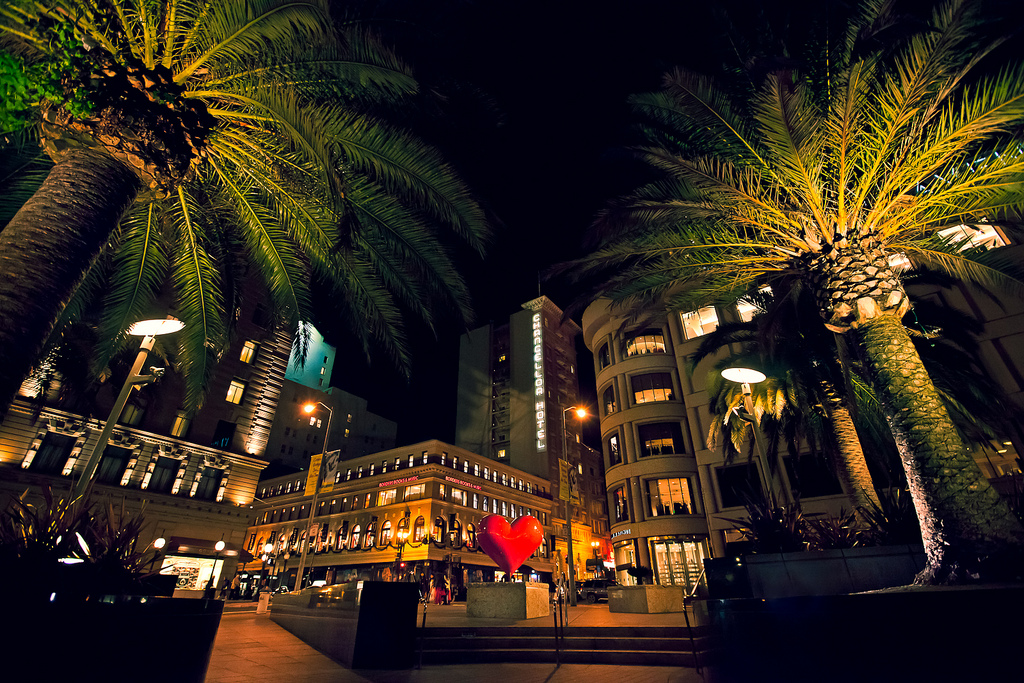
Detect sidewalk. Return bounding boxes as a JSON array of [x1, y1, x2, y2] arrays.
[[205, 602, 707, 683]]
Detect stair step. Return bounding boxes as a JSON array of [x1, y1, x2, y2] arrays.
[[420, 648, 701, 666]]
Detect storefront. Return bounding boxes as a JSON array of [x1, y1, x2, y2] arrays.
[[649, 535, 709, 593], [157, 536, 245, 597]]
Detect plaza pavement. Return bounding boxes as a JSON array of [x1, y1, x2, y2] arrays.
[[205, 600, 707, 683]]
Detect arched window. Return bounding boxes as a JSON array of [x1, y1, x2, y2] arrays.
[[349, 525, 361, 550], [432, 516, 446, 543], [364, 522, 376, 548], [465, 524, 476, 549], [413, 516, 426, 543], [380, 520, 393, 547]]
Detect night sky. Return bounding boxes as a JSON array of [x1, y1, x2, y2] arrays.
[[322, 0, 742, 447]]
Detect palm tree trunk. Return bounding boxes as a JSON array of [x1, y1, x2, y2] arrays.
[[854, 314, 1024, 584], [0, 148, 140, 412], [820, 381, 882, 512]]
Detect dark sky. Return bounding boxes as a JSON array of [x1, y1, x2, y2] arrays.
[[323, 0, 738, 447]]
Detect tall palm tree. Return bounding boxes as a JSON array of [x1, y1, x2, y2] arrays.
[[564, 0, 1024, 583], [0, 0, 489, 410]]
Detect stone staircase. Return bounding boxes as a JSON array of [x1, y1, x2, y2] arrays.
[[417, 624, 712, 666]]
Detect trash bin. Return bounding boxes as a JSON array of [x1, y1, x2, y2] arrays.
[[256, 591, 271, 614]]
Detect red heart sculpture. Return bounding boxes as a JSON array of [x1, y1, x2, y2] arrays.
[[477, 514, 543, 575]]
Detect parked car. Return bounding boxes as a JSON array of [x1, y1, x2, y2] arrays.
[[576, 579, 617, 603]]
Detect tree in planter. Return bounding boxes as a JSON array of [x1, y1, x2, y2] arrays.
[[626, 565, 654, 585], [0, 0, 489, 411], [561, 0, 1024, 584]]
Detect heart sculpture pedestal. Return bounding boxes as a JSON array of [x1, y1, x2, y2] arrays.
[[466, 581, 550, 620]]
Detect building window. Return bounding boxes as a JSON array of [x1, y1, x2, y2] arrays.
[[602, 385, 617, 415], [612, 487, 630, 523], [404, 483, 425, 501], [473, 493, 479, 509], [638, 422, 684, 457], [413, 516, 426, 542], [380, 521, 393, 547], [409, 454, 416, 468], [377, 489, 396, 506], [716, 463, 761, 509], [482, 497, 489, 513], [625, 329, 666, 356], [120, 401, 145, 426], [170, 411, 190, 438], [631, 373, 674, 404], [195, 466, 223, 501], [29, 432, 75, 474], [681, 306, 719, 340], [349, 525, 361, 550], [647, 478, 694, 516], [363, 522, 375, 549], [369, 463, 375, 476], [226, 379, 246, 404], [483, 467, 490, 480], [451, 488, 467, 506], [240, 340, 258, 363], [597, 343, 611, 369], [96, 446, 132, 485], [607, 432, 622, 466], [148, 456, 178, 494]]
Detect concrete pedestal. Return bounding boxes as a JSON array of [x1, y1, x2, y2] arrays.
[[608, 585, 684, 613], [466, 581, 550, 619]]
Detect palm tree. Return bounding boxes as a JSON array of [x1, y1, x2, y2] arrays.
[[0, 0, 489, 410], [564, 0, 1024, 583]]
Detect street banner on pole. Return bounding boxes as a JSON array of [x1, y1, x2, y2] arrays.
[[559, 460, 570, 501], [305, 453, 322, 493]]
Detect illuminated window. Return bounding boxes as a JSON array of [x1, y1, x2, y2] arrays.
[[404, 483, 425, 500], [483, 467, 490, 480], [646, 478, 694, 516], [309, 416, 316, 426], [240, 341, 258, 363], [631, 373, 674, 404], [474, 463, 480, 477], [625, 329, 666, 356], [451, 488, 467, 506], [171, 411, 190, 438], [369, 463, 374, 476], [349, 525, 361, 550], [612, 487, 630, 523], [638, 422, 684, 457], [680, 306, 719, 340], [602, 385, 617, 415], [413, 516, 426, 542], [736, 286, 773, 323], [380, 521, 393, 546], [377, 489, 396, 506], [226, 380, 246, 404]]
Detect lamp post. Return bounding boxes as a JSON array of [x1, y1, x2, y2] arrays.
[[721, 367, 793, 506], [395, 528, 409, 582], [294, 401, 333, 591], [260, 542, 273, 595], [72, 317, 184, 499], [561, 405, 587, 607]]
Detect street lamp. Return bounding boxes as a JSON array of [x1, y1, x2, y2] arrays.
[[293, 401, 333, 591], [72, 317, 184, 499], [260, 542, 273, 594], [722, 367, 792, 505], [561, 405, 587, 606], [395, 527, 410, 582]]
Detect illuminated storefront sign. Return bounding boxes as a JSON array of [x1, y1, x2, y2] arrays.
[[611, 528, 633, 539], [445, 475, 482, 490], [379, 476, 419, 488], [533, 312, 546, 451]]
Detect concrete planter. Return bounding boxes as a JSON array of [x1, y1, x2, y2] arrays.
[[707, 585, 1024, 682], [608, 584, 684, 613], [744, 545, 925, 598], [271, 581, 420, 669], [466, 581, 550, 619], [2, 595, 223, 682]]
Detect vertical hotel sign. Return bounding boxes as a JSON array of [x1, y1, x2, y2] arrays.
[[533, 312, 546, 451]]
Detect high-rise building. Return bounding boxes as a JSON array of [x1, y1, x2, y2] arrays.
[[455, 296, 611, 580]]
